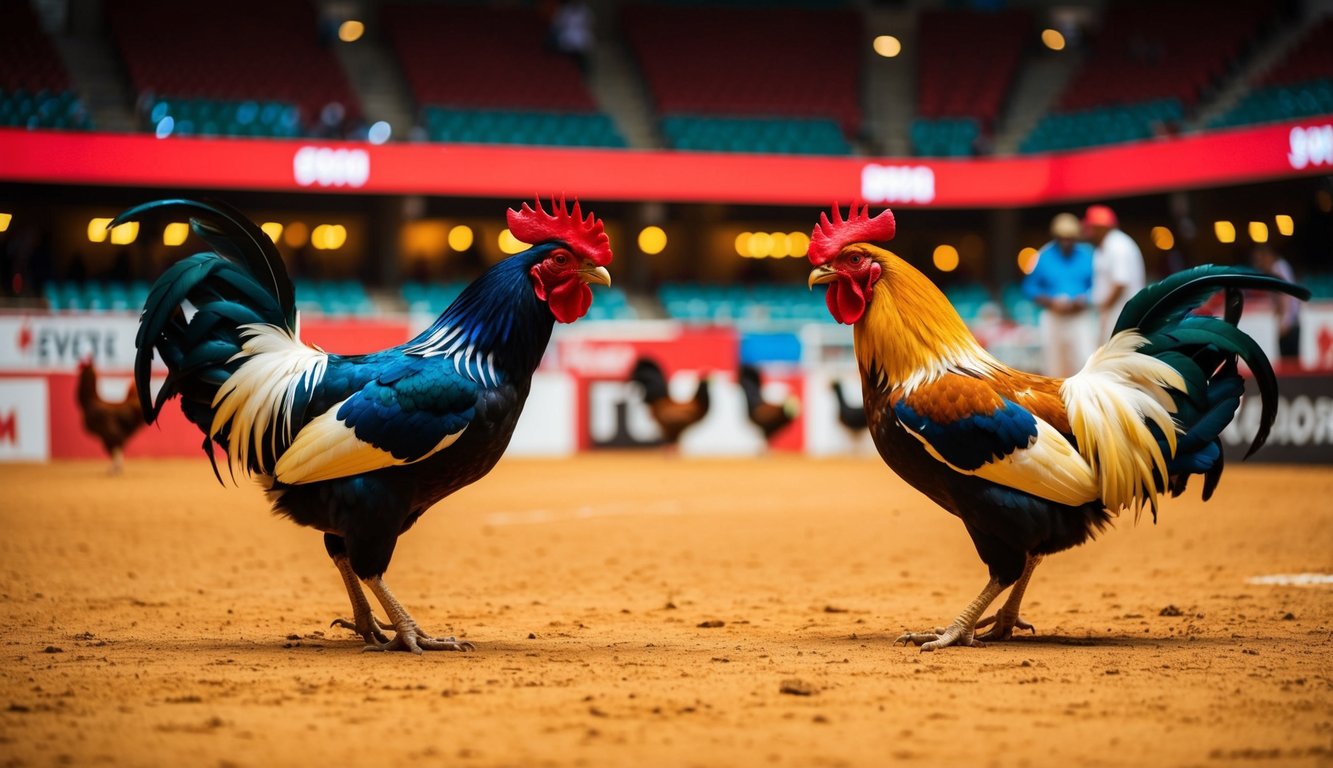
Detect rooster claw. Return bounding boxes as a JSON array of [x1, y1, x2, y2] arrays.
[[331, 616, 391, 645], [895, 623, 984, 652], [974, 613, 1035, 642], [362, 625, 475, 654]]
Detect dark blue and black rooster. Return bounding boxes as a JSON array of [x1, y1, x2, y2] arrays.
[[122, 197, 613, 653]]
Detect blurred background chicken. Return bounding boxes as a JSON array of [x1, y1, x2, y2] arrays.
[[806, 204, 1310, 651], [76, 358, 144, 474], [830, 380, 867, 432], [627, 357, 709, 446], [738, 364, 800, 441], [126, 197, 612, 653]]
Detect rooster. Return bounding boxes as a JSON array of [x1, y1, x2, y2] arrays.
[[806, 204, 1309, 651], [738, 364, 800, 440], [122, 197, 613, 653], [76, 358, 144, 474], [830, 380, 867, 431], [627, 357, 710, 445]]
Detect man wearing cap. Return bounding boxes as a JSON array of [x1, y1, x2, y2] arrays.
[[1023, 212, 1095, 376], [1084, 204, 1145, 339]]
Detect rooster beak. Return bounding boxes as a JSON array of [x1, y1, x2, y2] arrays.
[[578, 263, 612, 287], [808, 265, 837, 289]]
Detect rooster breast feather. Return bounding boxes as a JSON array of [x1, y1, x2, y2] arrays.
[[894, 375, 1097, 508]]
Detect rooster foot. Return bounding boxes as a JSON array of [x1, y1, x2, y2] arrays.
[[895, 622, 985, 652], [975, 612, 1035, 642], [331, 615, 392, 645], [363, 625, 476, 655]]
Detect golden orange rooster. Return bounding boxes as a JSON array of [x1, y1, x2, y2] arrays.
[[806, 204, 1309, 651]]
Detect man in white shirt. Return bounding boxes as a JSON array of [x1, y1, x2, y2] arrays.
[[1084, 204, 1145, 340]]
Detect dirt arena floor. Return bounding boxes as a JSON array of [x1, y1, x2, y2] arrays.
[[1, 455, 1330, 768]]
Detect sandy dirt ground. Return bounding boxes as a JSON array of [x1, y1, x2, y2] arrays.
[[1, 455, 1330, 768]]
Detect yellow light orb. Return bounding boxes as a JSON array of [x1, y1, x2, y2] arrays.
[[932, 244, 959, 272], [735, 232, 752, 257], [748, 232, 773, 258], [498, 228, 529, 255], [1274, 214, 1294, 236], [788, 231, 810, 258], [109, 221, 138, 245], [338, 20, 365, 43], [769, 233, 791, 258], [163, 222, 189, 246], [872, 35, 902, 58], [1248, 221, 1268, 243], [1041, 28, 1066, 51], [448, 225, 474, 252], [1017, 246, 1039, 275], [284, 221, 309, 248], [1150, 226, 1174, 251], [638, 225, 667, 255], [1214, 221, 1236, 244], [87, 217, 111, 243], [0, 212, 11, 232], [260, 222, 283, 243]]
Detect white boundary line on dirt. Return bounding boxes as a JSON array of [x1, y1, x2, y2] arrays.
[[1245, 573, 1333, 586]]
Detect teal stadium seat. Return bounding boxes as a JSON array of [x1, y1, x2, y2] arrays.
[[1210, 79, 1333, 130], [660, 115, 851, 155], [422, 107, 626, 148], [1021, 99, 1183, 154]]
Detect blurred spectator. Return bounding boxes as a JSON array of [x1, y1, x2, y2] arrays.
[[1085, 204, 1145, 339], [550, 0, 593, 74], [1023, 213, 1095, 376], [1251, 244, 1302, 363]]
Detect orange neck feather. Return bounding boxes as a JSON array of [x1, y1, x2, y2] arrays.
[[852, 246, 996, 389]]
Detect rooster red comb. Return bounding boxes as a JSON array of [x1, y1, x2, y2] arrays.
[[506, 195, 613, 266], [807, 203, 896, 265]]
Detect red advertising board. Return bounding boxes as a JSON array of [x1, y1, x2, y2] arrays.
[[3, 117, 1330, 207]]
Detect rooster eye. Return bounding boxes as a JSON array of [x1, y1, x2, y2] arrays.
[[554, 253, 569, 265], [849, 255, 861, 265]]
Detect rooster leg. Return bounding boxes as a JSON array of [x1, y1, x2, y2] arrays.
[[109, 448, 124, 475], [895, 578, 1005, 652], [975, 555, 1042, 641], [362, 576, 475, 654], [328, 554, 391, 644]]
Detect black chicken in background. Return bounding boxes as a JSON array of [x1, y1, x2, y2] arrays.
[[628, 357, 710, 445], [831, 380, 867, 431], [738, 364, 800, 440]]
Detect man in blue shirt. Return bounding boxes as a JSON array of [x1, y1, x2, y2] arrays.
[[1023, 213, 1095, 377]]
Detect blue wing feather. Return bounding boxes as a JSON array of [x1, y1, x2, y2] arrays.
[[894, 397, 1038, 471]]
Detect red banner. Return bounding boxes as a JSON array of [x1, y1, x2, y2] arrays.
[[3, 117, 1331, 207]]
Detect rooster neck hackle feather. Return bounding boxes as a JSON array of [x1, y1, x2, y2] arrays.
[[403, 244, 559, 382], [852, 247, 1000, 393]]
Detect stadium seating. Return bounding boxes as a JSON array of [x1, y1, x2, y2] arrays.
[[622, 4, 861, 155], [1025, 2, 1271, 152], [913, 9, 1029, 156], [1211, 17, 1333, 130], [145, 97, 302, 138], [107, 0, 359, 137], [421, 107, 625, 148], [660, 115, 849, 155], [910, 117, 981, 158], [383, 4, 624, 149], [0, 0, 93, 130], [292, 280, 375, 316], [43, 281, 151, 312], [659, 284, 832, 325], [1022, 99, 1183, 153]]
